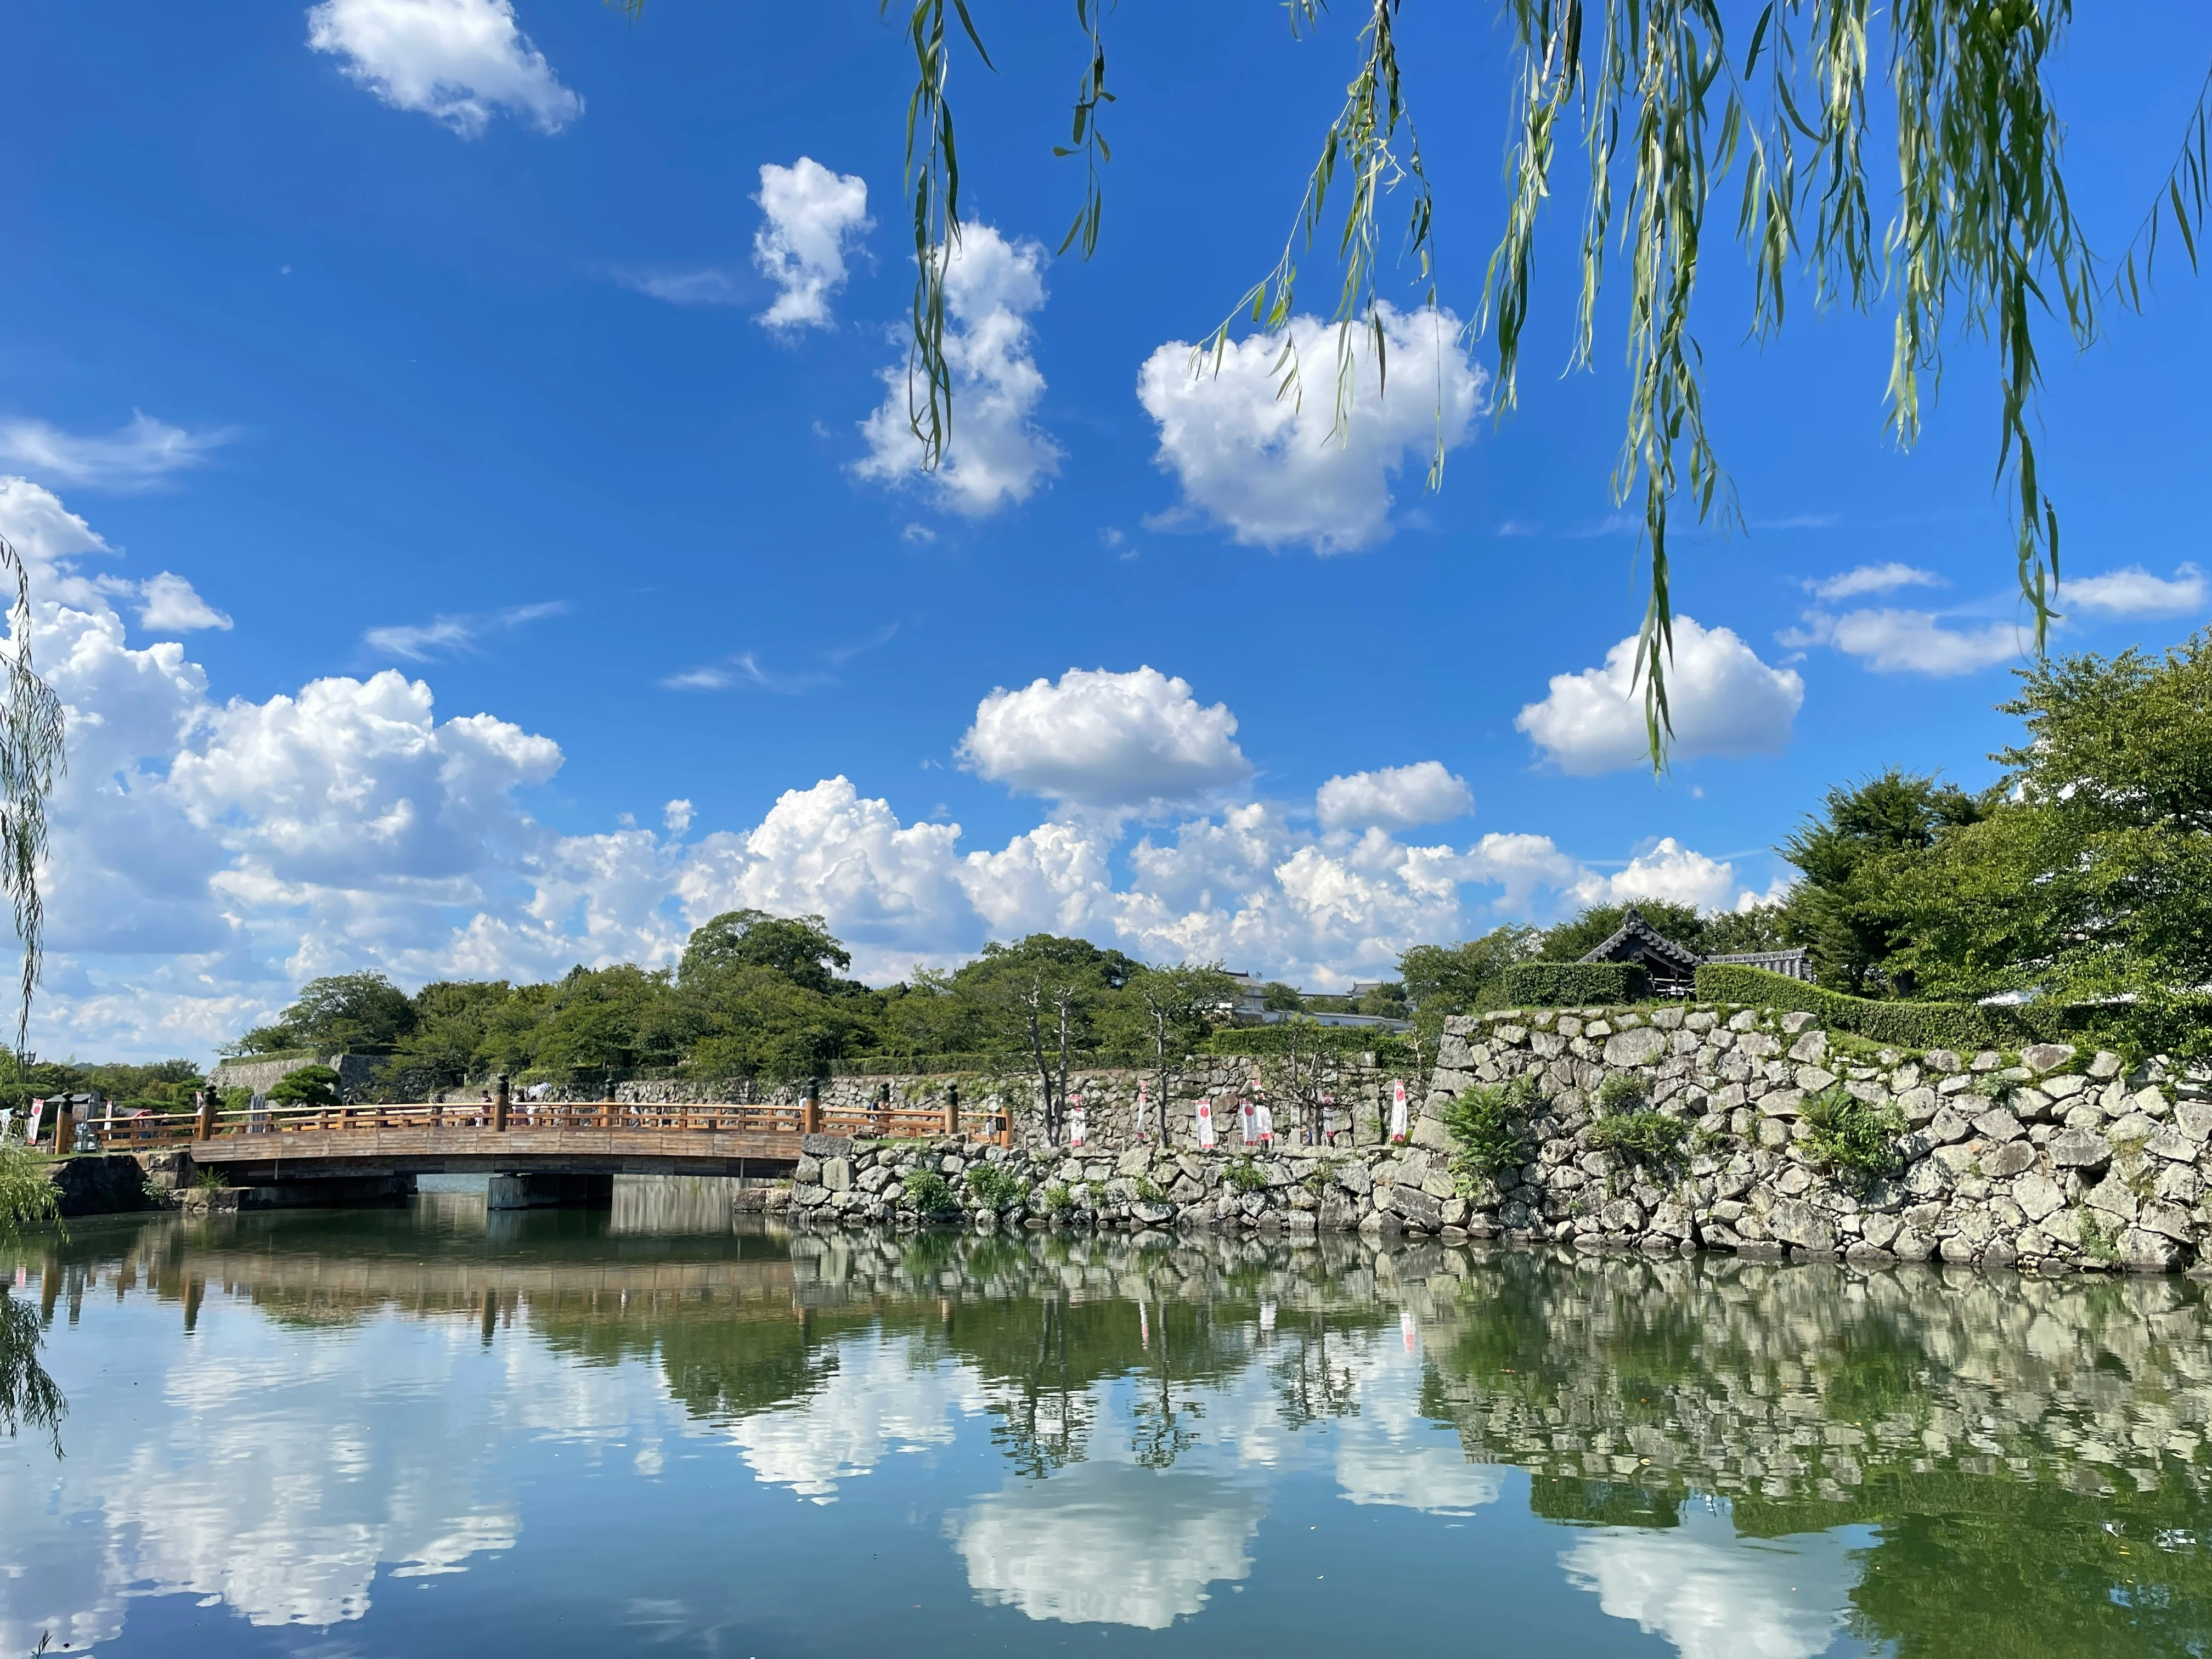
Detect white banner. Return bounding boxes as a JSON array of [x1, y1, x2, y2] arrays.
[[1068, 1096, 1087, 1148], [1401, 1308, 1418, 1353], [1254, 1102, 1274, 1144], [1239, 1100, 1257, 1146], [1196, 1098, 1216, 1149], [26, 1099, 43, 1146], [1322, 1094, 1335, 1140], [1134, 1078, 1148, 1139], [1390, 1079, 1408, 1143]]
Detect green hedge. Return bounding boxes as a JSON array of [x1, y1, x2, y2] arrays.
[[1500, 963, 1650, 1007], [1690, 963, 2202, 1057], [1204, 1025, 1415, 1067]]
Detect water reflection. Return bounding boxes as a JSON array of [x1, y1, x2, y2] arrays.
[[2, 1199, 2209, 1656]]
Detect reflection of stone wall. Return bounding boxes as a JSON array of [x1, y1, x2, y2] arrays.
[[1416, 1249, 2212, 1511]]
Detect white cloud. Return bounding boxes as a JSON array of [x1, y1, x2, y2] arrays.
[[1315, 761, 1471, 832], [954, 1463, 1263, 1628], [612, 267, 742, 307], [306, 0, 583, 137], [855, 224, 1060, 516], [1781, 607, 2020, 676], [1561, 1514, 1864, 1659], [1516, 616, 1804, 775], [960, 667, 1250, 809], [8, 482, 1799, 1053], [1571, 837, 1746, 913], [0, 412, 233, 490], [1804, 561, 1939, 601], [1136, 304, 1484, 555], [135, 572, 232, 633], [753, 157, 872, 332], [2061, 561, 2207, 618], [363, 601, 563, 661]]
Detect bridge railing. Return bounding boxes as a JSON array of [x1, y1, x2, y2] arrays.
[[83, 1097, 1002, 1151]]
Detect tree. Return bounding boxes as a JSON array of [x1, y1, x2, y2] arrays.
[[1781, 770, 1988, 995], [235, 972, 419, 1055], [1400, 927, 1541, 1017], [680, 910, 858, 996], [1891, 633, 2212, 1026], [266, 1064, 341, 1109], [1122, 963, 1238, 1142], [955, 935, 1136, 1144], [753, 3, 2212, 768], [1259, 981, 1305, 1013], [388, 981, 513, 1090]]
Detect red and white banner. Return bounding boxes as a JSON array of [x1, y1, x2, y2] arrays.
[[1322, 1094, 1336, 1140], [1254, 1101, 1274, 1144], [1389, 1079, 1408, 1143], [1068, 1095, 1087, 1148], [26, 1098, 43, 1146], [1196, 1097, 1216, 1149], [1239, 1100, 1257, 1146]]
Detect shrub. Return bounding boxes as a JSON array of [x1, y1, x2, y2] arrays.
[[1438, 1076, 1542, 1178], [1595, 1072, 1646, 1115], [1587, 1110, 1688, 1166], [1223, 1156, 1269, 1194], [966, 1163, 1029, 1209], [1797, 1085, 1906, 1188], [1499, 963, 1650, 1008], [267, 1064, 342, 1109], [901, 1169, 954, 1214], [1132, 1175, 1166, 1203], [1041, 1182, 1073, 1214]]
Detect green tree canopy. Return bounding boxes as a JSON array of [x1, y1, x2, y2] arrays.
[[680, 910, 857, 995]]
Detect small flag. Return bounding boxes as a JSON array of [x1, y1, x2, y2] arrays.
[[1389, 1079, 1408, 1143], [1135, 1078, 1148, 1140], [1254, 1101, 1274, 1144], [1068, 1095, 1087, 1148], [1322, 1094, 1336, 1140], [1196, 1098, 1216, 1150], [1239, 1101, 1257, 1146]]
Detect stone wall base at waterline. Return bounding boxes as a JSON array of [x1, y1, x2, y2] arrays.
[[764, 1002, 2212, 1277]]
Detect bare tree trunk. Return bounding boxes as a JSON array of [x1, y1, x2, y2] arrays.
[[1024, 979, 1055, 1146], [1053, 992, 1073, 1143]]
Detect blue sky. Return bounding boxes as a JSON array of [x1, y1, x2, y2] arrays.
[[6, 1, 2210, 1058]]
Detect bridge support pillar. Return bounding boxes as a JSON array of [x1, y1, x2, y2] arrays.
[[487, 1172, 613, 1211]]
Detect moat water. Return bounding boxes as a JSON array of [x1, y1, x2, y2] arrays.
[[3, 1187, 2209, 1656]]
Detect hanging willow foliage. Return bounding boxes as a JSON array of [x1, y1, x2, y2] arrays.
[[854, 1, 2211, 769], [0, 538, 61, 1058]]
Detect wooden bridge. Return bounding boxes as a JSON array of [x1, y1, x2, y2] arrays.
[[61, 1092, 1006, 1201]]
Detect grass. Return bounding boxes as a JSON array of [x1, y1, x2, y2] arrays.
[[1223, 1156, 1269, 1195], [1587, 1110, 1689, 1167], [965, 1163, 1029, 1209]]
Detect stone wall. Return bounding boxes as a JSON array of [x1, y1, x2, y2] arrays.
[[621, 1055, 1408, 1152], [207, 1053, 386, 1097], [770, 1000, 2212, 1276]]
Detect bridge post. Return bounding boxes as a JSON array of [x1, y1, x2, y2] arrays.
[[195, 1091, 214, 1141], [50, 1102, 72, 1157], [801, 1086, 820, 1137], [493, 1074, 510, 1132], [944, 1082, 959, 1138]]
